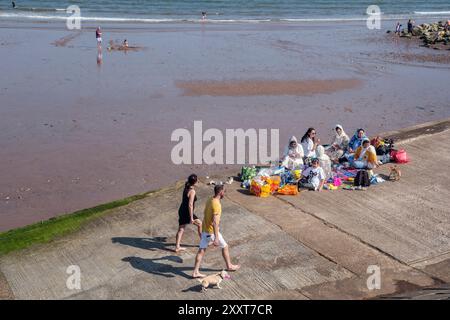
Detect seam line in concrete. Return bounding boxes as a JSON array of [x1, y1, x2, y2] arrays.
[[408, 250, 450, 266], [273, 195, 447, 284], [224, 195, 358, 279]]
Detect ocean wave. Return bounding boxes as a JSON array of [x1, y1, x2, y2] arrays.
[[1, 11, 449, 24], [414, 11, 450, 15], [280, 18, 367, 22], [0, 12, 265, 23], [14, 7, 67, 12], [0, 14, 371, 23]]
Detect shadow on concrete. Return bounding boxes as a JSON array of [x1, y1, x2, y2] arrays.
[[122, 256, 221, 280], [112, 236, 197, 252], [378, 173, 391, 181], [236, 189, 252, 196], [181, 284, 204, 293]]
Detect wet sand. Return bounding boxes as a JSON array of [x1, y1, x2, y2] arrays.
[[1, 20, 450, 231], [177, 79, 362, 96], [52, 32, 81, 47]]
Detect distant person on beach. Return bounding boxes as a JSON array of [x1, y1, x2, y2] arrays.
[[175, 174, 202, 253], [407, 19, 414, 34], [281, 136, 304, 169], [123, 39, 128, 48], [192, 185, 240, 278], [445, 20, 450, 31], [298, 158, 326, 191], [96, 27, 102, 46], [12, 1, 16, 8], [301, 128, 320, 163], [326, 124, 349, 162], [395, 22, 402, 35], [202, 12, 207, 20]]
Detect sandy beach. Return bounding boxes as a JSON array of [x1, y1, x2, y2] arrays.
[[1, 19, 450, 231]]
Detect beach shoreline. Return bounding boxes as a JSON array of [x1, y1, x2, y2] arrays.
[[1, 117, 449, 240], [1, 19, 450, 231]]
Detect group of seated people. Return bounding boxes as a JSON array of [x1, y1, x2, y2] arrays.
[[281, 125, 378, 192]]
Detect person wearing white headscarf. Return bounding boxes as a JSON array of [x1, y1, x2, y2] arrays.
[[316, 145, 332, 180], [281, 136, 304, 169], [326, 124, 349, 162]]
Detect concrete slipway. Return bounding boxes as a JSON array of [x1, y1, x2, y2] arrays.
[[0, 119, 449, 300]]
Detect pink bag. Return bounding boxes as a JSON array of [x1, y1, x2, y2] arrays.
[[391, 149, 409, 163], [333, 177, 342, 187]]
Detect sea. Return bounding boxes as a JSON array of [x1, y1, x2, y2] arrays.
[[1, 0, 450, 24]]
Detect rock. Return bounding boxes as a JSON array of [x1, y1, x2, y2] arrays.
[[393, 20, 450, 49], [386, 30, 391, 34]]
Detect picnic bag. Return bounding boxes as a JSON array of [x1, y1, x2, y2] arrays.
[[373, 137, 394, 156], [277, 184, 299, 195], [390, 149, 409, 163], [354, 170, 370, 187]]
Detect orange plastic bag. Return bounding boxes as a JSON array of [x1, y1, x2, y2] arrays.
[[268, 176, 280, 193], [250, 180, 262, 197], [277, 184, 299, 195]]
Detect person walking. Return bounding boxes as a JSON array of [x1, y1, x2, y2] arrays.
[[192, 185, 240, 278], [175, 174, 202, 253], [96, 26, 102, 47]]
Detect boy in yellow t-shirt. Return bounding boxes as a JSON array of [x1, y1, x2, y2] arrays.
[[192, 185, 240, 278]]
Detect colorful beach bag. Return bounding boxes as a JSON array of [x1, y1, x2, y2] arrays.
[[390, 149, 409, 164], [250, 180, 271, 197], [241, 166, 257, 181]]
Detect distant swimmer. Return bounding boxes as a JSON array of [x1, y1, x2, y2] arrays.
[[201, 12, 206, 20], [95, 26, 102, 47]]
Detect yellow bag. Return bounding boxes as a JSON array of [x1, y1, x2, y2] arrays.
[[260, 184, 271, 197]]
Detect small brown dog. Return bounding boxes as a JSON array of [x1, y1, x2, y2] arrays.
[[198, 270, 231, 292], [389, 165, 401, 181]]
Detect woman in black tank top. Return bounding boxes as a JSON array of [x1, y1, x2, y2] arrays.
[[175, 174, 202, 252]]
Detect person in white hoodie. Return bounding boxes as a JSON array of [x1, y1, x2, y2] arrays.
[[316, 145, 332, 180], [281, 136, 304, 169], [326, 124, 349, 162]]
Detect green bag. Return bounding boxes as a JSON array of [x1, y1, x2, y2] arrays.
[[241, 166, 257, 181]]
